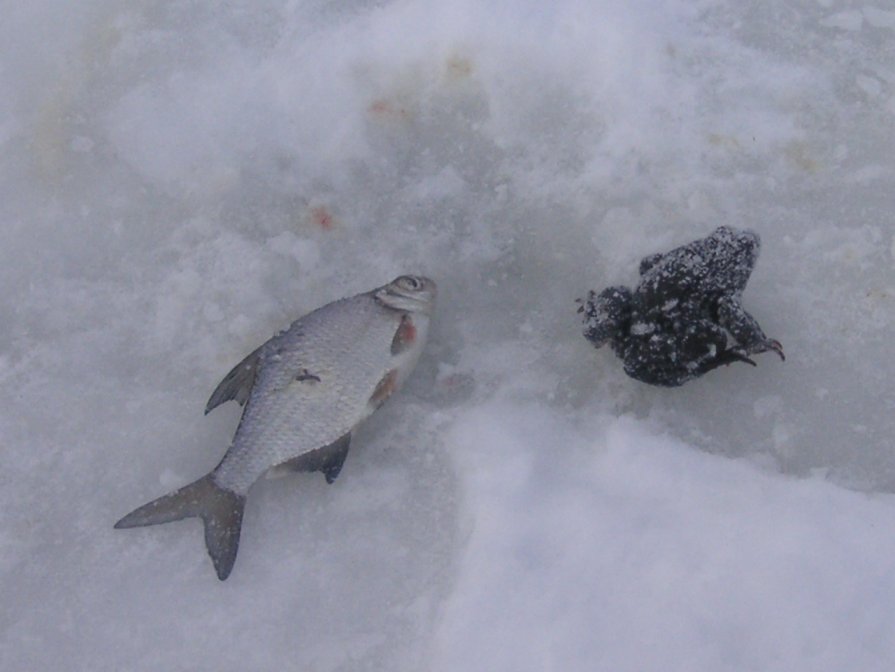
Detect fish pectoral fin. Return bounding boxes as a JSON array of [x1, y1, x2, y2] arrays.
[[205, 346, 262, 415], [266, 433, 352, 484]]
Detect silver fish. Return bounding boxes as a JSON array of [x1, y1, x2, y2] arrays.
[[115, 275, 436, 580]]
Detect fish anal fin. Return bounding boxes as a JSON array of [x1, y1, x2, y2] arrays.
[[266, 433, 352, 484], [205, 347, 262, 415]]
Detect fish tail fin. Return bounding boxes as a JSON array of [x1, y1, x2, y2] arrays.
[[114, 475, 246, 581]]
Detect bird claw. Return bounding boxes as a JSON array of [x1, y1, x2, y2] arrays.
[[728, 350, 757, 367], [766, 339, 785, 361], [576, 293, 598, 315]]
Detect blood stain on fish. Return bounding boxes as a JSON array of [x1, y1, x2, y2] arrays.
[[391, 315, 417, 355], [370, 369, 398, 408]]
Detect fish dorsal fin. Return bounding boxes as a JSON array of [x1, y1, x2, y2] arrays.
[[205, 346, 262, 415], [266, 433, 352, 484]]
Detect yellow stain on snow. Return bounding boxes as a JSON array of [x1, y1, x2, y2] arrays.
[[707, 133, 742, 151], [31, 7, 125, 181], [784, 140, 821, 173], [445, 55, 475, 82]]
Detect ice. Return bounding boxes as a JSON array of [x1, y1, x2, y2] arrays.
[[2, 1, 895, 670]]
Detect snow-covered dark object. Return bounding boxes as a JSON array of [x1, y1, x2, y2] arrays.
[[580, 226, 784, 387]]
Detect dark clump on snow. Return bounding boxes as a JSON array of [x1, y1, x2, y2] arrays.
[[581, 226, 784, 387]]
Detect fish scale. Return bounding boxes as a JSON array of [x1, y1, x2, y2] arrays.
[[215, 294, 407, 493]]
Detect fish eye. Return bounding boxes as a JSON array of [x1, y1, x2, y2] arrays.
[[398, 276, 422, 291]]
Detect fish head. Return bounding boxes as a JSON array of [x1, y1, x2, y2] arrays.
[[375, 275, 437, 315]]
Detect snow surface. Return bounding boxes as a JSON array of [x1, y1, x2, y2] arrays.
[[2, 0, 895, 670]]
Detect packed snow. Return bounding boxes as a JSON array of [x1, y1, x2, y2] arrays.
[[2, 0, 894, 670]]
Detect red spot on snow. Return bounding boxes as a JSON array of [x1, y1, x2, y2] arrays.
[[369, 99, 391, 115], [310, 205, 335, 230], [368, 99, 410, 121]]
